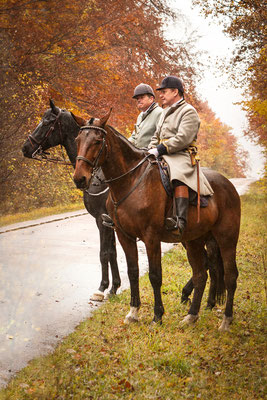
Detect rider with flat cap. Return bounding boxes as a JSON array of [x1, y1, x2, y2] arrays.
[[128, 83, 162, 148], [102, 83, 162, 228], [148, 75, 213, 238]]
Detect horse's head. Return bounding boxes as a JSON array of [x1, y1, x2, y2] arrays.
[[73, 109, 112, 190], [22, 99, 86, 160]]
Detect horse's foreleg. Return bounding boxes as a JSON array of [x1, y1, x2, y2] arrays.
[[107, 230, 121, 296], [90, 220, 111, 301], [181, 238, 207, 325], [116, 233, 140, 323], [145, 239, 164, 324]]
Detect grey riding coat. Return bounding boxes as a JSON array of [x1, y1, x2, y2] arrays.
[[149, 99, 214, 195], [128, 103, 163, 148]]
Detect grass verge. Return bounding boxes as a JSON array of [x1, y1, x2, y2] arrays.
[[0, 183, 266, 399], [0, 201, 84, 227]]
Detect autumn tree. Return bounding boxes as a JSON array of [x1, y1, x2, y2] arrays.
[[0, 0, 248, 214], [197, 101, 247, 177], [192, 0, 267, 150], [0, 0, 201, 213]]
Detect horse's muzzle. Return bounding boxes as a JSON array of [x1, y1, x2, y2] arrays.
[[73, 174, 92, 190], [22, 143, 34, 158]]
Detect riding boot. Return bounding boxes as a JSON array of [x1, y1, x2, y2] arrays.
[[165, 197, 189, 234], [101, 213, 115, 229]]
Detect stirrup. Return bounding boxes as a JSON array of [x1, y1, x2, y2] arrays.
[[165, 217, 185, 234], [165, 216, 179, 231], [101, 213, 115, 229]]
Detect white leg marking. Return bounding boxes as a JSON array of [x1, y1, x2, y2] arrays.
[[124, 307, 139, 324], [180, 314, 199, 326], [219, 315, 233, 331], [90, 290, 105, 302]]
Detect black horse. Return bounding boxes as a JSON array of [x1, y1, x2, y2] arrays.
[[22, 100, 223, 308], [22, 100, 120, 301]]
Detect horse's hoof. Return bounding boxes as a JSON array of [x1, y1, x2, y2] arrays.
[[151, 318, 162, 326], [124, 306, 139, 324], [124, 316, 139, 324], [181, 296, 191, 305], [206, 303, 215, 310], [219, 316, 233, 331], [90, 290, 105, 302], [180, 314, 198, 326]]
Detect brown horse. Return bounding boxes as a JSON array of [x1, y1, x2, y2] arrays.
[[73, 112, 240, 331]]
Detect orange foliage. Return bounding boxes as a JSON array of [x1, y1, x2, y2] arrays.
[[0, 0, 247, 213]]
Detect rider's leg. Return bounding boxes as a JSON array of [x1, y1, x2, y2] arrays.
[[165, 180, 189, 234]]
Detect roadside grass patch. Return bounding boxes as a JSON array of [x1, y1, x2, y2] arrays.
[[0, 183, 266, 399], [0, 201, 84, 227]]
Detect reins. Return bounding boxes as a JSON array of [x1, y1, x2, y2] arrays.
[[76, 124, 155, 241]]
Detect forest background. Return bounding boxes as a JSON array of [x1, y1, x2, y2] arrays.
[[1, 0, 266, 215]]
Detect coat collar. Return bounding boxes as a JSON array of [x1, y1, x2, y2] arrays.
[[163, 99, 186, 118], [140, 102, 159, 122]]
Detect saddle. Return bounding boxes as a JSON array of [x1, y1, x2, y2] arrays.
[[157, 157, 210, 207]]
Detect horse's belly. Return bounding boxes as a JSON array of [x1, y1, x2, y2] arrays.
[[162, 198, 219, 243]]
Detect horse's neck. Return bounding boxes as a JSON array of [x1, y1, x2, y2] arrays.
[[61, 119, 79, 166], [102, 127, 144, 189]]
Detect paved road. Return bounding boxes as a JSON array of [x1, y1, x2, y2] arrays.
[[0, 178, 256, 387], [0, 211, 173, 387]]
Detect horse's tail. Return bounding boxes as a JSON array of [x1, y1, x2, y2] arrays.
[[215, 246, 226, 305]]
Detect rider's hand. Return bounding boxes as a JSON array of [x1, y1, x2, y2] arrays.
[[148, 148, 159, 157]]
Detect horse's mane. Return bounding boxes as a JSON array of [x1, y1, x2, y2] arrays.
[[106, 124, 145, 156]]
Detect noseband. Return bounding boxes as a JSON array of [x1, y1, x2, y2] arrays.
[[76, 125, 107, 170]]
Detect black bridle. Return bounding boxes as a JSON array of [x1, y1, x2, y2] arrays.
[[27, 110, 73, 165]]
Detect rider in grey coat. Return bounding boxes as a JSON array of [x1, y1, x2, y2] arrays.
[[102, 83, 162, 228], [128, 83, 162, 148], [148, 76, 213, 238]]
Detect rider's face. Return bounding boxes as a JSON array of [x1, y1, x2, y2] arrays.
[[158, 88, 181, 107], [135, 94, 154, 112]]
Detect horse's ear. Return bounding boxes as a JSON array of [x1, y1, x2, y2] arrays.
[[71, 112, 86, 127], [49, 99, 58, 115], [99, 108, 112, 127]]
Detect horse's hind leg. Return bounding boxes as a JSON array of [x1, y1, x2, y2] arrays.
[[213, 232, 239, 331], [181, 278, 194, 304], [181, 238, 207, 325], [181, 242, 194, 304]]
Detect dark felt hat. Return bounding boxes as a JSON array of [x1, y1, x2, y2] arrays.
[[156, 76, 184, 93], [132, 83, 155, 99]]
